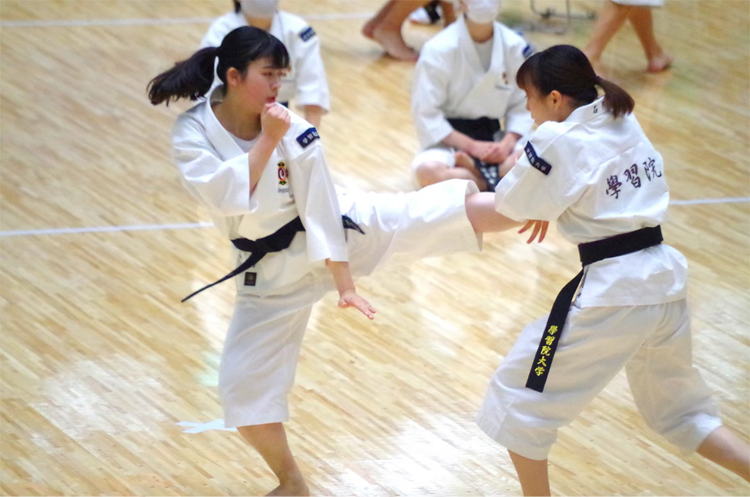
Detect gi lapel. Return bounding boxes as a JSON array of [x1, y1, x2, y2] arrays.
[[203, 86, 246, 161]]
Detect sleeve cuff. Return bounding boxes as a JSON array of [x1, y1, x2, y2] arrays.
[[419, 120, 454, 148], [506, 115, 534, 139], [307, 243, 348, 263], [295, 94, 330, 112]]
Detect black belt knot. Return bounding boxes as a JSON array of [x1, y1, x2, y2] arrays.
[[525, 226, 663, 392], [181, 215, 363, 302]]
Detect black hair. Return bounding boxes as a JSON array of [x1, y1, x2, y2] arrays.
[[148, 26, 289, 106], [516, 45, 635, 118], [234, 0, 241, 13]]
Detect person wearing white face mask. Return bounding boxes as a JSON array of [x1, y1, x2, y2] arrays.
[[410, 0, 535, 192], [201, 0, 330, 128]]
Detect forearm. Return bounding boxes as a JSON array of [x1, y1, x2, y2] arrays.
[[303, 105, 324, 128], [441, 130, 476, 154], [500, 132, 522, 152], [248, 133, 280, 193], [326, 260, 356, 295]]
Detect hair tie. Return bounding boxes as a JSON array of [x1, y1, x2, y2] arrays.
[[595, 75, 603, 85]]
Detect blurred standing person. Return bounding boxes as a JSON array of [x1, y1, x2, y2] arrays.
[[583, 0, 672, 73], [202, 0, 329, 127]]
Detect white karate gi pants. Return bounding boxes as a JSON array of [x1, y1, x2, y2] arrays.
[[477, 299, 722, 460]]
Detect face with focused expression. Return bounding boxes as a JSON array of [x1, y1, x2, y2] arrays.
[[225, 57, 287, 113]]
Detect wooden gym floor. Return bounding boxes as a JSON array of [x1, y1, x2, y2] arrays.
[[0, 0, 748, 495]]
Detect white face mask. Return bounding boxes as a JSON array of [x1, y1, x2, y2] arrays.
[[240, 0, 278, 18], [464, 0, 501, 24]]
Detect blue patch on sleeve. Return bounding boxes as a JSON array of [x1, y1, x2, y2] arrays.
[[300, 27, 316, 42], [296, 127, 320, 149], [522, 44, 534, 59], [524, 142, 552, 176]]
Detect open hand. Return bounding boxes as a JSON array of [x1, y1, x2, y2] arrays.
[[338, 289, 376, 320], [519, 220, 549, 243]]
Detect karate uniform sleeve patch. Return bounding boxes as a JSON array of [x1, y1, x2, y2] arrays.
[[300, 27, 316, 42], [296, 127, 320, 149], [522, 44, 534, 59], [524, 142, 552, 175]]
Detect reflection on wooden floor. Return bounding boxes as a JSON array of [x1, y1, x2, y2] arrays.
[[1, 0, 748, 495]]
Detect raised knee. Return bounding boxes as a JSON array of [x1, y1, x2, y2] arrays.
[[414, 161, 449, 188]]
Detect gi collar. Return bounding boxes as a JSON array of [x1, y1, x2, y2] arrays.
[[457, 15, 505, 75], [234, 10, 281, 36], [564, 96, 606, 124], [204, 85, 246, 160]]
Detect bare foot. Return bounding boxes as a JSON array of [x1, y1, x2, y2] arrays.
[[647, 52, 673, 73], [454, 150, 475, 170], [362, 17, 377, 40], [372, 26, 419, 61], [454, 151, 488, 191], [266, 480, 310, 496]]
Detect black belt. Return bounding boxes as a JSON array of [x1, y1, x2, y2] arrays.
[[447, 117, 501, 142], [525, 226, 664, 392], [181, 215, 364, 302], [447, 117, 504, 192], [424, 0, 442, 24]]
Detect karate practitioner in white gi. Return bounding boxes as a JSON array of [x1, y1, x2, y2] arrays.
[[411, 0, 534, 192], [475, 45, 750, 496], [149, 26, 540, 495], [201, 0, 329, 127]]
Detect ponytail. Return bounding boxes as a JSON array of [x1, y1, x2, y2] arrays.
[[148, 26, 289, 107], [517, 45, 635, 119], [233, 0, 241, 13], [148, 47, 217, 106], [595, 76, 634, 119]]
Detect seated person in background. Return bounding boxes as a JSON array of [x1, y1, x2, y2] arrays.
[[411, 0, 534, 192], [201, 0, 329, 127]]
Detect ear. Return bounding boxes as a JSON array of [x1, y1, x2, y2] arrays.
[[549, 90, 563, 108], [226, 67, 242, 88]]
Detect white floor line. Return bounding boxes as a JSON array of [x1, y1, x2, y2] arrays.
[[0, 222, 213, 237], [670, 197, 750, 206], [0, 197, 746, 238], [0, 12, 374, 28]]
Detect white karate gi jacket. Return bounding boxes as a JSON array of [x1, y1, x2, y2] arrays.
[[172, 86, 345, 295], [411, 15, 534, 149], [201, 11, 330, 112], [495, 97, 688, 307]]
